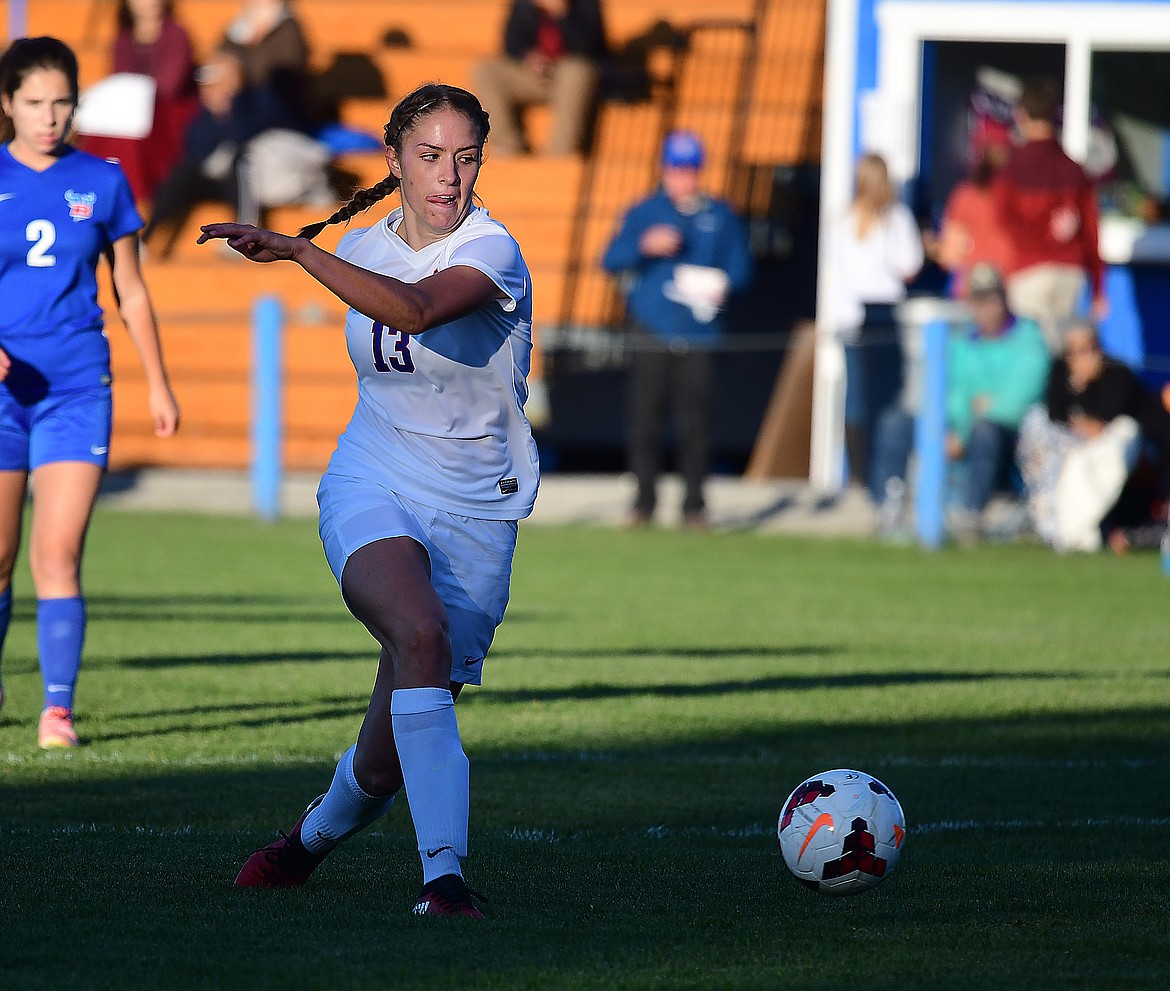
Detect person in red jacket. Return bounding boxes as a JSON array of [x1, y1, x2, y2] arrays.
[[993, 75, 1107, 354], [76, 0, 200, 203]]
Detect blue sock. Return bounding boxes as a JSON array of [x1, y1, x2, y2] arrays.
[[37, 596, 85, 710], [0, 587, 11, 679]]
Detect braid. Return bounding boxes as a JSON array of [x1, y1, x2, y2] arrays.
[[297, 174, 401, 241]]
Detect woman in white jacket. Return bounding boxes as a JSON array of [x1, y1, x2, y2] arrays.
[[831, 153, 924, 490]]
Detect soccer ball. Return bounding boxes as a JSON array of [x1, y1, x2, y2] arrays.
[[777, 768, 906, 895]]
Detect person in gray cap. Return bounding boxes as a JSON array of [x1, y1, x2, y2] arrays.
[[602, 129, 753, 528], [870, 262, 1049, 543]]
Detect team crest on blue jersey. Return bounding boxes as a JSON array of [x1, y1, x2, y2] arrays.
[[64, 189, 96, 222]]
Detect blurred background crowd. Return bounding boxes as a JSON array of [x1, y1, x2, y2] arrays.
[[5, 0, 1170, 555]]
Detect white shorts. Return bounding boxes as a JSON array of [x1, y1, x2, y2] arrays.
[[316, 472, 518, 686]]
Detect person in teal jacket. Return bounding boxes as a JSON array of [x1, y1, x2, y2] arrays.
[[872, 263, 1050, 541]]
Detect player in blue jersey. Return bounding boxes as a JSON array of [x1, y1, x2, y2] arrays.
[[199, 83, 538, 918], [0, 38, 180, 747]]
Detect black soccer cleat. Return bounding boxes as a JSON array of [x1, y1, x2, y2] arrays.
[[411, 873, 487, 918]]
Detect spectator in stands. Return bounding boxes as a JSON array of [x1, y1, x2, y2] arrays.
[[473, 0, 606, 157], [221, 0, 314, 127], [76, 0, 200, 204], [828, 152, 924, 492], [141, 44, 313, 258], [870, 263, 1049, 543], [602, 130, 753, 529], [931, 138, 1015, 302], [994, 75, 1106, 353], [1016, 320, 1162, 552]]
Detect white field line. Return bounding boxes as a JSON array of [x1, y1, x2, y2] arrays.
[[878, 755, 1167, 770], [3, 751, 1168, 769], [0, 751, 331, 767], [647, 818, 1170, 839], [3, 817, 1170, 843]]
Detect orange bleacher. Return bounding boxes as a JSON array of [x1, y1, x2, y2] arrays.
[[1, 0, 825, 471]]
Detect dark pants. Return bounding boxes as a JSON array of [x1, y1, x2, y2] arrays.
[[142, 158, 240, 258], [844, 303, 903, 486], [627, 338, 714, 516], [960, 419, 1017, 512], [872, 408, 1016, 512], [870, 404, 914, 505]]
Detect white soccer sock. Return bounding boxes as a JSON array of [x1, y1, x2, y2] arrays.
[[390, 686, 468, 883], [301, 744, 396, 853]]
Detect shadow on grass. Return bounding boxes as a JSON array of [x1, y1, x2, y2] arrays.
[[7, 680, 1170, 977], [467, 668, 1083, 704], [14, 593, 349, 625], [4, 709, 1170, 990], [115, 649, 375, 669], [14, 594, 556, 627], [90, 696, 369, 743], [11, 670, 1067, 744], [490, 644, 841, 660], [111, 643, 837, 672]]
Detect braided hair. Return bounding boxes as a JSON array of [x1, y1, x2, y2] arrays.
[[298, 83, 491, 241]]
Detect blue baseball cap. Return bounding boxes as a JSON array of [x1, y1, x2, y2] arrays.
[[661, 130, 705, 169]]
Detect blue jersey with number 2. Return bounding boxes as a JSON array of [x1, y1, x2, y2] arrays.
[[0, 145, 142, 397]]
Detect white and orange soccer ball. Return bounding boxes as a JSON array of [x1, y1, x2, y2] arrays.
[[777, 769, 906, 895]]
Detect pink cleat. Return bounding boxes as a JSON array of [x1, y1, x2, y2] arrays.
[[234, 796, 331, 888], [38, 706, 78, 749], [412, 874, 487, 918]]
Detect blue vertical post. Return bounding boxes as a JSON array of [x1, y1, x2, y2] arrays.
[[914, 319, 948, 549], [251, 295, 283, 521]]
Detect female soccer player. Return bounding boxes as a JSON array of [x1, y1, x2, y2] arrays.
[[0, 37, 179, 747], [200, 82, 539, 917]]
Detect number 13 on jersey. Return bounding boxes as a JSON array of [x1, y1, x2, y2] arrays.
[[372, 322, 415, 373]]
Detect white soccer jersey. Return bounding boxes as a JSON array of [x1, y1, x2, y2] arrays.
[[324, 205, 540, 520]]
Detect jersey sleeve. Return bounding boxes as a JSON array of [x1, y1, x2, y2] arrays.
[[105, 164, 145, 243], [449, 232, 528, 314], [335, 225, 369, 262]]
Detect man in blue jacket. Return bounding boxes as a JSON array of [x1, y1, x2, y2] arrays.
[[602, 130, 754, 528]]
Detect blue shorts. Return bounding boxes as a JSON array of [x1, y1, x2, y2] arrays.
[[316, 472, 517, 687], [0, 385, 113, 471]]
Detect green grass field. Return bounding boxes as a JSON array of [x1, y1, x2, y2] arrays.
[[2, 509, 1168, 990]]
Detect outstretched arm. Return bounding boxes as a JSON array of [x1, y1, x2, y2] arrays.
[[198, 223, 502, 334]]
